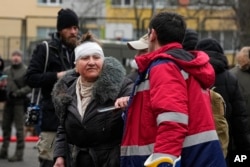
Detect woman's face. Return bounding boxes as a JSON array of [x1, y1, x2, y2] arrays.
[[75, 55, 104, 82]]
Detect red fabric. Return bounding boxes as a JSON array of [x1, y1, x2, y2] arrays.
[[0, 136, 39, 142], [122, 42, 215, 156]]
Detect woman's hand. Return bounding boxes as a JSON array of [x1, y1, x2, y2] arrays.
[[53, 157, 65, 167], [114, 96, 130, 109]]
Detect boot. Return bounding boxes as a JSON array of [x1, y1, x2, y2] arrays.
[[0, 148, 8, 159], [8, 150, 23, 162], [9, 132, 25, 162]]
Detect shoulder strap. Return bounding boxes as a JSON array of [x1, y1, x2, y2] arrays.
[[30, 41, 49, 105], [42, 41, 49, 72], [58, 48, 69, 70], [145, 58, 179, 80]]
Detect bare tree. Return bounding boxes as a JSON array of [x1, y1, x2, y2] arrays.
[[233, 0, 250, 48], [189, 0, 250, 49], [132, 0, 144, 38], [62, 0, 105, 33]]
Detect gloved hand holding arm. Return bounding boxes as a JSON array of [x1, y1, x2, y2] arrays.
[[144, 154, 181, 167]]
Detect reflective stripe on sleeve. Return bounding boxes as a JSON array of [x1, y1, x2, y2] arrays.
[[183, 130, 218, 147], [121, 144, 177, 161], [134, 80, 149, 95], [181, 70, 189, 80], [121, 143, 154, 156], [157, 112, 188, 126]]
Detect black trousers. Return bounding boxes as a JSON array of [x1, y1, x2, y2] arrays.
[[39, 157, 54, 167], [1, 102, 25, 155]]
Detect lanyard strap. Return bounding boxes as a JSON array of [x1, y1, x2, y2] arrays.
[[30, 41, 49, 105]]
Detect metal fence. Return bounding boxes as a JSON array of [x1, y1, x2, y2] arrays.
[[0, 36, 137, 73], [0, 36, 38, 66]]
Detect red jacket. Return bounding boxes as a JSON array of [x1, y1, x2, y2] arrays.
[[121, 43, 226, 167]]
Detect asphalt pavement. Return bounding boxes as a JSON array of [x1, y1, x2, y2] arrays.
[[0, 102, 40, 167], [0, 142, 39, 167]]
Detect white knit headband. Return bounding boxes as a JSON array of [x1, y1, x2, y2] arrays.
[[74, 42, 104, 61]]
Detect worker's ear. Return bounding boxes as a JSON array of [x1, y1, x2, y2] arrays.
[[148, 28, 156, 42]]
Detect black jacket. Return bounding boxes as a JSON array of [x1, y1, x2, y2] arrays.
[[206, 51, 250, 152], [52, 57, 133, 167], [25, 33, 75, 132]]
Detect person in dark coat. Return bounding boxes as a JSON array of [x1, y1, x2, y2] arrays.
[[0, 56, 4, 72], [25, 8, 79, 167], [182, 28, 198, 51], [230, 47, 250, 117], [0, 50, 31, 161], [52, 33, 133, 167], [196, 38, 250, 167], [0, 56, 7, 102]]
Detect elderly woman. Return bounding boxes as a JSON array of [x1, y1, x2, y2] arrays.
[[52, 33, 133, 167]]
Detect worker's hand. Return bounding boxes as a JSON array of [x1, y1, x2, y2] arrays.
[[114, 96, 130, 109], [57, 71, 66, 79], [53, 157, 65, 167], [8, 91, 17, 98]]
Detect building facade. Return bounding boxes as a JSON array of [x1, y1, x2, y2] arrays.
[[0, 0, 238, 65], [0, 0, 62, 62]]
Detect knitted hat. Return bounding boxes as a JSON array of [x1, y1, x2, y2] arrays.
[[11, 50, 23, 57], [57, 8, 79, 31], [127, 34, 149, 50], [182, 28, 198, 51], [196, 38, 228, 72], [196, 38, 224, 54]]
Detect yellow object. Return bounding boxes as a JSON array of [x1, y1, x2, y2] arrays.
[[210, 88, 229, 157], [144, 157, 173, 167]]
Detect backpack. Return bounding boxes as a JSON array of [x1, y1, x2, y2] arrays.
[[210, 88, 229, 158]]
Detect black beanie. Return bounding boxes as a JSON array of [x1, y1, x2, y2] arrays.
[[57, 8, 79, 31], [195, 38, 224, 54], [182, 28, 198, 51]]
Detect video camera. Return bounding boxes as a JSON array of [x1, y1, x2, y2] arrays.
[[25, 104, 40, 126]]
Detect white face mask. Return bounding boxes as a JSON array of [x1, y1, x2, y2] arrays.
[[130, 59, 138, 69]]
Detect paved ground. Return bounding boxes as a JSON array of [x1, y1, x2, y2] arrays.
[[0, 142, 39, 167], [0, 102, 40, 167]]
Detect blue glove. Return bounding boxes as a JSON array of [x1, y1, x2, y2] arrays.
[[173, 156, 181, 167], [157, 162, 173, 167]]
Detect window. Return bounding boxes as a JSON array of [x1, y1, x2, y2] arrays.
[[111, 0, 132, 6], [111, 0, 178, 7], [112, 0, 121, 5], [112, 0, 234, 7], [37, 27, 56, 39], [189, 0, 234, 6], [223, 31, 237, 50], [125, 0, 131, 5], [138, 0, 150, 6], [37, 0, 62, 5]]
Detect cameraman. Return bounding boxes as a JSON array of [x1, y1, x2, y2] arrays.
[[25, 8, 79, 167], [0, 50, 31, 162]]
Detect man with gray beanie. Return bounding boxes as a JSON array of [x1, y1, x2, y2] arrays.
[[25, 8, 79, 167]]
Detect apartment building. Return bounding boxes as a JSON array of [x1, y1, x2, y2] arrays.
[[0, 0, 63, 62]]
